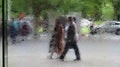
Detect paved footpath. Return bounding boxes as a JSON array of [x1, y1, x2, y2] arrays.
[[6, 36, 120, 67], [0, 39, 2, 67]]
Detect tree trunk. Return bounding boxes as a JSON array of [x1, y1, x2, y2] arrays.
[[94, 6, 102, 21], [113, 1, 120, 21], [33, 16, 40, 39], [31, 0, 42, 39]]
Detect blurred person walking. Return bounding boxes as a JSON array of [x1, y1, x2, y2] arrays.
[[49, 18, 65, 59], [9, 18, 19, 44], [20, 22, 30, 41], [59, 17, 81, 61]]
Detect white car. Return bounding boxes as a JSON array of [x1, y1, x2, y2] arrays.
[[80, 19, 92, 27], [99, 21, 120, 35]]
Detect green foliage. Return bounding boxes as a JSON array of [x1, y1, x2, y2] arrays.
[[109, 0, 120, 20], [94, 21, 104, 25], [80, 26, 90, 34], [11, 0, 83, 16], [80, 0, 104, 20], [10, 0, 118, 20], [102, 2, 114, 20], [0, 0, 2, 18], [59, 0, 82, 14], [11, 0, 29, 14], [4, 0, 7, 19]]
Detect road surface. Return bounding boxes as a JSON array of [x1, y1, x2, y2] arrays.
[[6, 34, 120, 67], [0, 39, 2, 67]]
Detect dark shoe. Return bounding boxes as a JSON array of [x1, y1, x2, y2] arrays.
[[22, 39, 24, 41], [59, 57, 64, 61], [59, 58, 64, 61], [59, 55, 65, 61], [74, 58, 80, 61]]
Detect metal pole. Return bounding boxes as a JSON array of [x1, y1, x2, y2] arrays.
[[3, 0, 8, 67]]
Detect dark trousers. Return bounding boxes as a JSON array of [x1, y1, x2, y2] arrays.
[[10, 33, 17, 44], [60, 41, 80, 59], [11, 36, 16, 44]]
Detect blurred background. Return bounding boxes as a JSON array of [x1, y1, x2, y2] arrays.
[[0, 0, 120, 67]]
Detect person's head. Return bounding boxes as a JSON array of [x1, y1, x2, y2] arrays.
[[67, 16, 74, 25], [55, 18, 61, 26], [54, 18, 60, 31], [68, 16, 73, 22], [12, 17, 14, 20], [11, 18, 15, 23]]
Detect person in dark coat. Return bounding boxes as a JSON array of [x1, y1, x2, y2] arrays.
[[20, 22, 29, 41], [10, 24, 17, 44], [59, 17, 81, 61], [9, 18, 19, 44]]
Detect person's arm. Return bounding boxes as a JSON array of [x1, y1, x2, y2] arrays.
[[62, 27, 65, 38], [72, 23, 78, 41]]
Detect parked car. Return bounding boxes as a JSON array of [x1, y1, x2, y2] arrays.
[[98, 21, 120, 35]]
